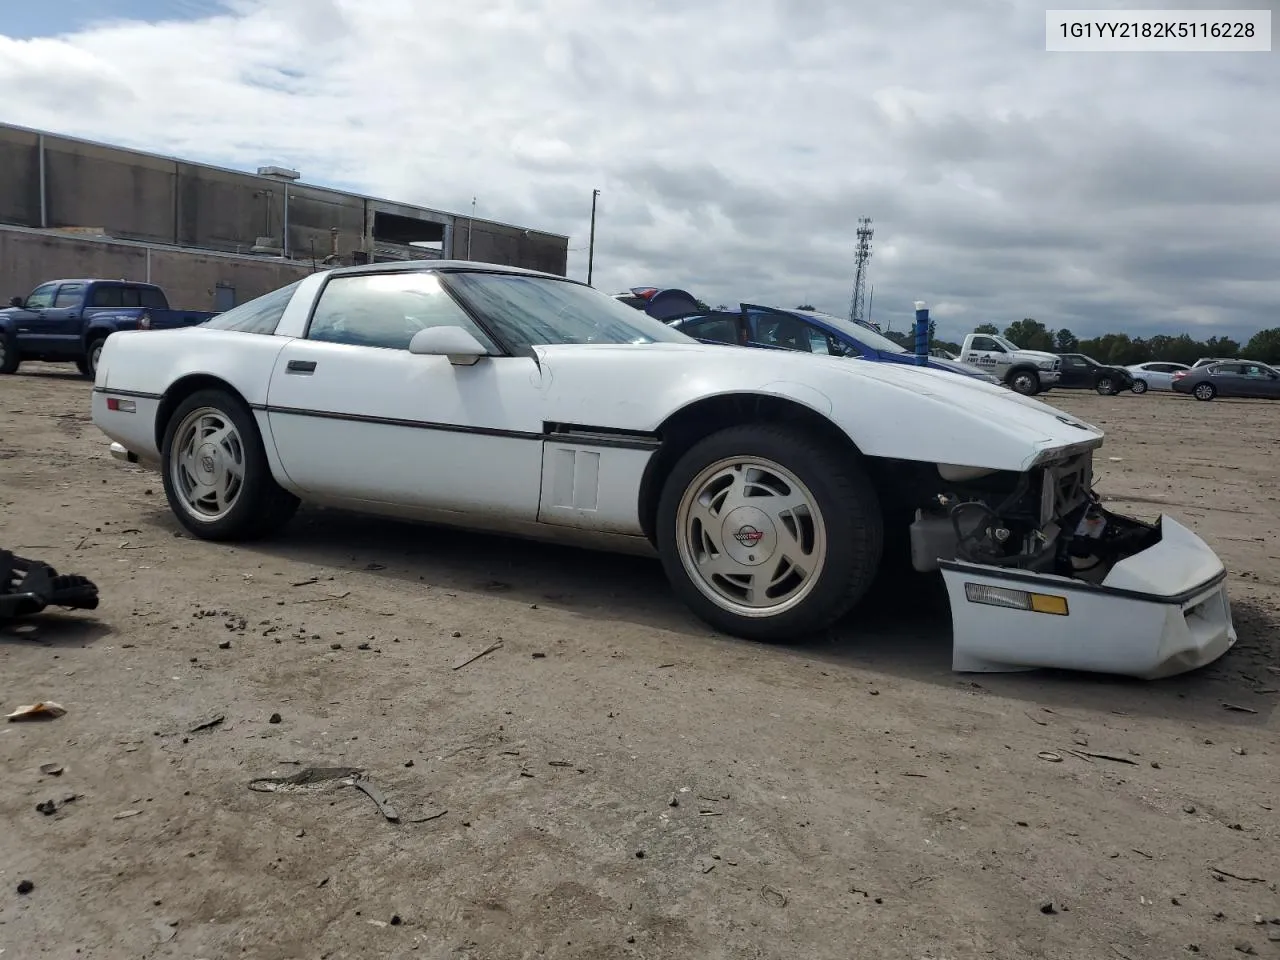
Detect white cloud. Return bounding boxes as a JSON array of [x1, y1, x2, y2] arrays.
[[0, 0, 1276, 342]]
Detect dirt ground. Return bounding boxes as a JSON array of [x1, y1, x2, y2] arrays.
[[1, 365, 1277, 960]]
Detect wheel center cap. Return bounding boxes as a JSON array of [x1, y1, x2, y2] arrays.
[[197, 442, 220, 481], [721, 506, 777, 566]]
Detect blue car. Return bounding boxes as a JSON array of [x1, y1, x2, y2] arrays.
[[666, 304, 1001, 384]]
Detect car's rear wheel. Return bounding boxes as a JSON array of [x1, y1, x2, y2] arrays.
[[1095, 376, 1117, 395], [0, 332, 20, 375], [1009, 370, 1040, 396], [1193, 382, 1216, 401], [161, 388, 299, 540], [85, 338, 106, 379], [1131, 379, 1148, 395], [656, 424, 883, 641]]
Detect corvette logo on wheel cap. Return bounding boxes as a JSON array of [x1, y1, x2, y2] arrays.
[[733, 525, 764, 547], [200, 455, 216, 473]]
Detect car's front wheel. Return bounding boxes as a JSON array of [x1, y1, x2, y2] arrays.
[[1131, 379, 1148, 394], [1008, 369, 1040, 396], [1095, 376, 1118, 396], [1193, 382, 1217, 401], [160, 388, 299, 540], [655, 424, 884, 642]]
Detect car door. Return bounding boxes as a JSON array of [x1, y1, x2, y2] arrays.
[[965, 335, 1006, 373], [264, 269, 545, 521], [1057, 355, 1090, 388], [39, 282, 87, 355], [9, 282, 59, 352], [1237, 363, 1279, 399], [1208, 363, 1244, 396]]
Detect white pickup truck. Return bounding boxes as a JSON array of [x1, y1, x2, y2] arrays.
[[956, 333, 1062, 396]]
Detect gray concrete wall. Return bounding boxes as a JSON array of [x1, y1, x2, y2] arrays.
[[0, 227, 312, 311], [0, 123, 570, 276]]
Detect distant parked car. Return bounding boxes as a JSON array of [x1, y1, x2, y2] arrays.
[[1125, 361, 1191, 394], [667, 304, 1002, 384], [1055, 353, 1136, 395], [1172, 360, 1280, 401], [0, 278, 218, 378], [613, 287, 701, 320]]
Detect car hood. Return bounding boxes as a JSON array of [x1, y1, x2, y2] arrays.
[[534, 342, 1103, 473], [1017, 350, 1060, 363]]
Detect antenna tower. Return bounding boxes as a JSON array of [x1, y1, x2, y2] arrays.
[[847, 217, 874, 324]]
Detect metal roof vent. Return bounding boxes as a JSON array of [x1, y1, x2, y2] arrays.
[[257, 165, 300, 181]]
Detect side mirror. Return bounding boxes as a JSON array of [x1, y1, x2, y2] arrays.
[[8, 296, 23, 308], [408, 326, 489, 366]]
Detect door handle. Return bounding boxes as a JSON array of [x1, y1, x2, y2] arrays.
[[286, 360, 316, 374]]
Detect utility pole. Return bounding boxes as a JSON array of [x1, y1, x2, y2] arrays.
[[466, 197, 476, 259], [587, 189, 600, 286]]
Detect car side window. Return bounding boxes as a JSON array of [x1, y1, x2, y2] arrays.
[[24, 283, 57, 309], [90, 285, 124, 308], [970, 336, 1001, 352], [138, 287, 169, 309], [1063, 356, 1084, 368], [1243, 364, 1267, 378], [682, 316, 739, 344], [53, 283, 85, 308], [202, 280, 302, 334], [307, 272, 499, 352], [1212, 364, 1241, 376], [748, 314, 812, 352], [803, 323, 835, 355]]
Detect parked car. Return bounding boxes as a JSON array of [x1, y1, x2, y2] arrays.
[[667, 304, 1001, 384], [954, 333, 1062, 395], [1172, 360, 1280, 401], [1191, 357, 1236, 369], [0, 279, 218, 378], [90, 261, 1236, 680], [613, 286, 702, 320], [1054, 353, 1136, 395], [1125, 361, 1191, 393]]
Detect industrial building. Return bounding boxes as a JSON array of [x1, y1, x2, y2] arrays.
[[0, 122, 569, 311]]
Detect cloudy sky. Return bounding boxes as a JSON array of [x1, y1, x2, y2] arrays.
[[0, 0, 1276, 341]]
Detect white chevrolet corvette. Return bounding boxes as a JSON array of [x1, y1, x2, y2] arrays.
[[91, 262, 1235, 678]]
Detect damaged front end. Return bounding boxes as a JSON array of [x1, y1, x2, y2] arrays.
[[903, 450, 1235, 679]]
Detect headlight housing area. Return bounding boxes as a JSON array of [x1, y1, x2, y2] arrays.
[[1037, 359, 1057, 370]]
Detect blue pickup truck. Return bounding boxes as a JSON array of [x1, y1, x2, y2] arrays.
[[0, 278, 218, 378]]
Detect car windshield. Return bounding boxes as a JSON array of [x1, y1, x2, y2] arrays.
[[992, 335, 1021, 352], [443, 272, 696, 355], [795, 311, 908, 355]]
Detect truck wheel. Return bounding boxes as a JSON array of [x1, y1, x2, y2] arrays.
[[1095, 376, 1118, 396], [1131, 379, 1148, 394], [655, 423, 884, 642], [1008, 369, 1040, 396], [85, 338, 107, 379], [0, 332, 18, 375], [160, 388, 299, 541]]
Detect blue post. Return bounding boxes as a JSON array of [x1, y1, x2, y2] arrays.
[[913, 300, 929, 366]]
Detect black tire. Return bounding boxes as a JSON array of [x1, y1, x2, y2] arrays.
[[160, 387, 299, 541], [655, 423, 884, 642], [0, 331, 19, 374], [1193, 382, 1216, 401], [1131, 379, 1148, 395], [85, 338, 107, 379], [1008, 368, 1040, 396], [1095, 376, 1117, 396]]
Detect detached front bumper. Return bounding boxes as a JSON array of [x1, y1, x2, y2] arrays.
[[940, 515, 1235, 679]]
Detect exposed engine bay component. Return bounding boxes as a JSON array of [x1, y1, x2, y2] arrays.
[[0, 550, 100, 621]]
